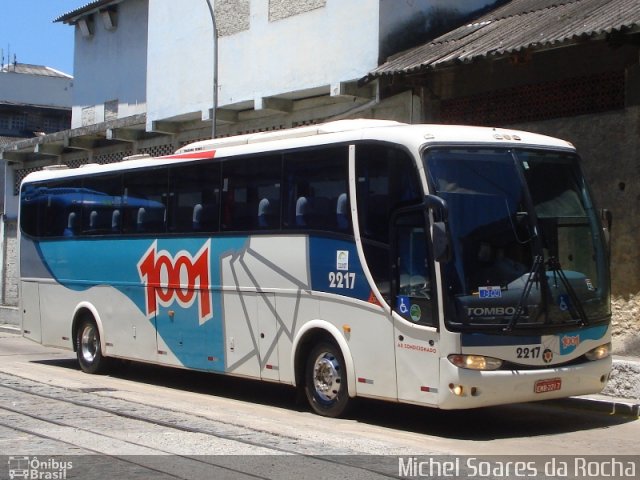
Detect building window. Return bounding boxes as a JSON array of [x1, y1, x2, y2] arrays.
[[11, 114, 26, 130], [42, 117, 61, 132]]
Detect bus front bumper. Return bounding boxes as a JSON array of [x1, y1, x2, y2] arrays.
[[437, 356, 612, 410]]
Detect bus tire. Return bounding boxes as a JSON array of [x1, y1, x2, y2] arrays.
[[76, 318, 108, 374], [304, 341, 350, 417]]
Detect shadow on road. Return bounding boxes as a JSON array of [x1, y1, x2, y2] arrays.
[[32, 357, 636, 441]]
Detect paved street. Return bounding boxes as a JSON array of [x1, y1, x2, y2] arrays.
[[0, 330, 638, 479]]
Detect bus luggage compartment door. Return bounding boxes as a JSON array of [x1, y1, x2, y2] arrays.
[[21, 281, 42, 343]]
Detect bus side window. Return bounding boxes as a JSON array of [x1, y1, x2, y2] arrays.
[[38, 180, 83, 237], [283, 147, 350, 234], [82, 173, 123, 236], [123, 168, 168, 234], [221, 155, 281, 232], [169, 162, 221, 234], [355, 144, 423, 303]]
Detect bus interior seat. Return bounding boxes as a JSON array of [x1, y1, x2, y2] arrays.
[[336, 193, 349, 230], [63, 212, 77, 237], [136, 207, 147, 232], [295, 196, 308, 226], [258, 198, 279, 228], [111, 209, 121, 232], [136, 206, 165, 232], [89, 210, 98, 229], [85, 209, 113, 233], [193, 203, 219, 231], [296, 196, 331, 228]]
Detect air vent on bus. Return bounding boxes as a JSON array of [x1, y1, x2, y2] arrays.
[[122, 154, 153, 161], [43, 165, 69, 171]]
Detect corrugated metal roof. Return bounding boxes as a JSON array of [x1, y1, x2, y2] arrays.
[[54, 0, 122, 23], [0, 63, 72, 79], [368, 0, 640, 79]]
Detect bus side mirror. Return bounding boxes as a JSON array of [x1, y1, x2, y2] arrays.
[[432, 221, 451, 262], [424, 195, 451, 262]]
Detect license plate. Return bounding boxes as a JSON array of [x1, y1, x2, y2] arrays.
[[534, 378, 562, 394]]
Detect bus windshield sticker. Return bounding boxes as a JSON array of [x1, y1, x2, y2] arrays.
[[397, 296, 410, 317], [478, 286, 502, 299], [558, 294, 570, 312], [410, 304, 422, 322]]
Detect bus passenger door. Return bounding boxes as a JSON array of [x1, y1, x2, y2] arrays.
[[391, 210, 440, 405]]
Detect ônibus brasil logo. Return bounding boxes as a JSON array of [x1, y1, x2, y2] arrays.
[[137, 240, 213, 324]]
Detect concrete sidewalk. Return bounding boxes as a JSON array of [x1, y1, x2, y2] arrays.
[[578, 355, 640, 417], [1, 322, 638, 417]]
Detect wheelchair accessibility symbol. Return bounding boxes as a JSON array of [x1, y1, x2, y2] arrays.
[[397, 296, 410, 315]]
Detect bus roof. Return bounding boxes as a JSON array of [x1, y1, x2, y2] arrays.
[[174, 119, 574, 156], [21, 119, 575, 185]]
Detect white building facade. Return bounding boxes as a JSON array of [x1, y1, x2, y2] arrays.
[[0, 64, 72, 110], [65, 0, 494, 132]]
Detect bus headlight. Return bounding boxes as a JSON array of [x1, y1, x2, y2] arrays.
[[448, 354, 503, 371], [584, 343, 611, 361]]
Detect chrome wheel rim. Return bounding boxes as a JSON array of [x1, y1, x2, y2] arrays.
[[312, 351, 341, 402], [80, 325, 98, 364]]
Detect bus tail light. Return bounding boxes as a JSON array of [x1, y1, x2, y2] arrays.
[[448, 354, 503, 371], [584, 343, 611, 361]]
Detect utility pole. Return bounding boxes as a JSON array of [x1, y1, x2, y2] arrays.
[[204, 0, 218, 139]]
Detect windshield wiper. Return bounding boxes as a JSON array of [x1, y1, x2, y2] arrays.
[[546, 256, 589, 326], [504, 255, 543, 332]]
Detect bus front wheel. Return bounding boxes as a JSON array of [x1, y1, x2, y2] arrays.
[[304, 341, 350, 417], [76, 318, 108, 374]]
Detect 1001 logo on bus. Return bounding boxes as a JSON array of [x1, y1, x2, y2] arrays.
[[137, 240, 213, 324]]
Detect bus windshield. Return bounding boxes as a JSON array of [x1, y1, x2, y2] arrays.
[[425, 147, 610, 332]]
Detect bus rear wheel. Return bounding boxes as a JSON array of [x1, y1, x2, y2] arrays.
[[304, 341, 350, 417], [76, 318, 108, 374]]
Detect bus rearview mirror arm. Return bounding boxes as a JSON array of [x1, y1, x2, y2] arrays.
[[600, 208, 612, 261]]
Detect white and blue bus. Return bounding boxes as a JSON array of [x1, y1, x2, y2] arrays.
[[19, 119, 612, 416]]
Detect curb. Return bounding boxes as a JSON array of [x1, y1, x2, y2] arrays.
[[559, 396, 640, 418], [0, 324, 20, 334]]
